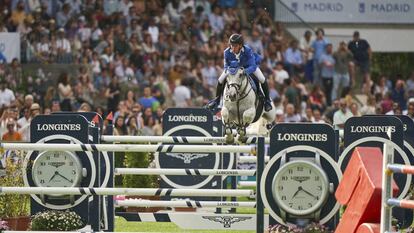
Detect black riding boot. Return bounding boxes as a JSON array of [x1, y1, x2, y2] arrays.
[[206, 81, 225, 111], [261, 81, 273, 112]]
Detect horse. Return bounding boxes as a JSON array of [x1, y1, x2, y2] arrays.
[[221, 65, 276, 143]]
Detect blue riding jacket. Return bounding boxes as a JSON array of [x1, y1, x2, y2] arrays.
[[224, 45, 262, 75]]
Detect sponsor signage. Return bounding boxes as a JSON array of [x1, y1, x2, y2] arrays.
[[159, 108, 221, 193], [265, 123, 339, 228], [276, 0, 414, 24]]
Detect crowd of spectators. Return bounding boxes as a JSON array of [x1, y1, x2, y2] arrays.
[[0, 0, 413, 142]]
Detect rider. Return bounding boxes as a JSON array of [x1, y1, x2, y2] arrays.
[[207, 33, 273, 112]]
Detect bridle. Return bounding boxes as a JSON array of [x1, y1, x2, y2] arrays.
[[225, 71, 254, 126], [225, 72, 252, 103]]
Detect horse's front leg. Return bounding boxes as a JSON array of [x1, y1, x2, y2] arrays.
[[221, 107, 234, 144], [242, 107, 256, 125]]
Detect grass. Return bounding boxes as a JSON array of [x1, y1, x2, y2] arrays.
[[115, 217, 255, 233]]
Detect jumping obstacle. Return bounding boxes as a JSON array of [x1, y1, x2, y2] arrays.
[[114, 198, 257, 208], [382, 141, 414, 233], [0, 142, 255, 154], [0, 187, 254, 197], [114, 168, 256, 176], [238, 155, 269, 163], [101, 135, 271, 144], [238, 181, 256, 187]]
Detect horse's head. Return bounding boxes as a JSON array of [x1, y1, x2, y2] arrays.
[[225, 62, 246, 102]]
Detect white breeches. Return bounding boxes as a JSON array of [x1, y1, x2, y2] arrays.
[[218, 67, 266, 84]]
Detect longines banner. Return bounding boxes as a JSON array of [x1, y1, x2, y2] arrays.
[[0, 33, 20, 63], [276, 0, 414, 24]]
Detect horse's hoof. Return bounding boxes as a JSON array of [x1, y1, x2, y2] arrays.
[[226, 134, 234, 144], [225, 128, 232, 135], [238, 136, 247, 144]]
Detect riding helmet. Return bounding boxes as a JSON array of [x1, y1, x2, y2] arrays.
[[229, 33, 244, 45]]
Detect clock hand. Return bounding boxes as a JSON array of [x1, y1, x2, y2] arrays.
[[301, 187, 317, 199], [56, 172, 72, 183], [48, 171, 58, 182], [291, 186, 302, 199]]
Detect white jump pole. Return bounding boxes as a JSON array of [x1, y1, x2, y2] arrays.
[[114, 168, 256, 176], [101, 135, 271, 144], [238, 181, 256, 187], [238, 156, 269, 163], [115, 199, 256, 208], [0, 187, 254, 197], [0, 143, 255, 154]]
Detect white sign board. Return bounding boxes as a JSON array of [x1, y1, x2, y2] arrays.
[[0, 33, 20, 63], [276, 0, 414, 24]]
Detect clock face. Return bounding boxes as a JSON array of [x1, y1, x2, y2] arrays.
[[272, 160, 329, 216], [32, 151, 82, 188]]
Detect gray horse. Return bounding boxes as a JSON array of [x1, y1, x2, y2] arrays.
[[221, 66, 276, 143]]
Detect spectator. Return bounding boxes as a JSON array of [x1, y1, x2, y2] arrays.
[[312, 109, 325, 123], [284, 103, 301, 122], [56, 3, 71, 28], [333, 98, 352, 130], [283, 78, 300, 107], [201, 59, 218, 90], [273, 62, 289, 85], [299, 30, 314, 82], [57, 72, 73, 111], [380, 92, 393, 114], [406, 71, 414, 93], [105, 76, 121, 114], [319, 43, 335, 106], [360, 95, 376, 115], [139, 87, 159, 111], [56, 28, 72, 63], [374, 75, 390, 98], [248, 29, 264, 55], [391, 79, 407, 111], [284, 40, 303, 76], [114, 115, 128, 136], [348, 31, 372, 92], [406, 102, 414, 121], [0, 80, 16, 109], [208, 5, 224, 35], [173, 78, 191, 107], [10, 1, 33, 28], [332, 41, 353, 101], [17, 106, 31, 141], [2, 119, 22, 141], [350, 102, 360, 116], [311, 28, 329, 86]]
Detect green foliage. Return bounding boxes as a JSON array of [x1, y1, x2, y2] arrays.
[[30, 210, 85, 231], [371, 53, 414, 81], [0, 155, 30, 218], [122, 151, 157, 188]]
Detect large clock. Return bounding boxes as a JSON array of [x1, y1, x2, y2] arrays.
[[32, 151, 83, 189], [272, 160, 329, 216]]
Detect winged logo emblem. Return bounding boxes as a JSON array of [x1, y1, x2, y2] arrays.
[[202, 216, 252, 228], [166, 153, 210, 164]]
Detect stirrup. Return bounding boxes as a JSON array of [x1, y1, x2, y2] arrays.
[[264, 101, 272, 112], [205, 98, 220, 110]]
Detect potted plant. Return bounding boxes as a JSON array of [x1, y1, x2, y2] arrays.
[[30, 210, 85, 231], [267, 222, 332, 233], [0, 153, 30, 230], [122, 150, 161, 212]]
